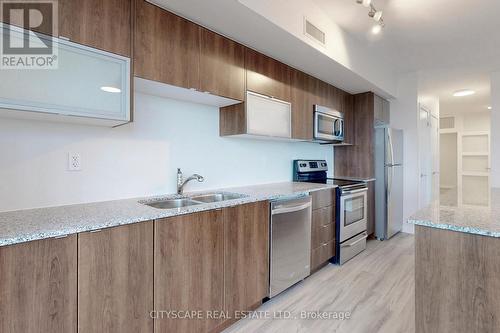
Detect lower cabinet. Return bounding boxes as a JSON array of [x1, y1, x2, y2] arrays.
[[78, 221, 154, 333], [0, 235, 77, 333], [310, 189, 336, 272], [154, 209, 225, 333], [0, 203, 270, 333], [224, 201, 270, 317]]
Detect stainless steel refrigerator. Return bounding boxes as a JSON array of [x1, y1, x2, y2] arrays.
[[375, 128, 404, 240]]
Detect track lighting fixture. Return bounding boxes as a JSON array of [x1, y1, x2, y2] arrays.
[[356, 0, 385, 33]]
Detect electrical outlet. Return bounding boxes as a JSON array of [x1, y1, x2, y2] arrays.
[[68, 152, 81, 171]]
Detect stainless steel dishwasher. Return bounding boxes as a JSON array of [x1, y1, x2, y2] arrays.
[[270, 195, 312, 298]]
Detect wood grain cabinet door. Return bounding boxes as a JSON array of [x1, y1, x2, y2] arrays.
[[78, 221, 154, 333], [134, 0, 200, 90], [200, 28, 245, 101], [154, 210, 224, 333], [224, 201, 270, 315], [291, 69, 314, 140], [0, 236, 77, 333], [58, 0, 132, 57], [245, 48, 291, 101]]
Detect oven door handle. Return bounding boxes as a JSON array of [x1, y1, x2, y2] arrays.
[[341, 188, 367, 196], [342, 232, 368, 248], [272, 202, 311, 215]]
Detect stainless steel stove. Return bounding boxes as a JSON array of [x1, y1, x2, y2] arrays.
[[293, 160, 368, 265]]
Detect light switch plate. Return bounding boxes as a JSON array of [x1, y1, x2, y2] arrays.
[[68, 152, 81, 171]]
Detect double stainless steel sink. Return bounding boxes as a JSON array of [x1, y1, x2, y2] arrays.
[[141, 192, 248, 209]]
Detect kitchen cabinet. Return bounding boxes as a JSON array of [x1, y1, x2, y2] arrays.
[[59, 0, 132, 57], [311, 188, 335, 209], [155, 210, 224, 333], [78, 221, 153, 333], [134, 0, 201, 90], [291, 69, 314, 140], [310, 189, 336, 272], [0, 0, 132, 56], [0, 31, 131, 126], [334, 92, 377, 179], [224, 201, 269, 317], [200, 28, 245, 101], [343, 93, 355, 145], [0, 236, 77, 333], [219, 91, 292, 138], [246, 48, 291, 101]]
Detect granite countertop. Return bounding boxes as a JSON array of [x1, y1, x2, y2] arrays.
[[408, 188, 500, 238], [0, 182, 337, 247]]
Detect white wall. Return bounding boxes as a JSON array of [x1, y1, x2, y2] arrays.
[[0, 93, 333, 212], [490, 71, 500, 187], [389, 72, 419, 234]]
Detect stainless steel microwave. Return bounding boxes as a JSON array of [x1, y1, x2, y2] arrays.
[[313, 105, 344, 142]]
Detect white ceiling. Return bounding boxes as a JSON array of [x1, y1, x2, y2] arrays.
[[313, 0, 500, 73], [314, 0, 500, 113]]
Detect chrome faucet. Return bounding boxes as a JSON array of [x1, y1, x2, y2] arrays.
[[177, 168, 204, 195]]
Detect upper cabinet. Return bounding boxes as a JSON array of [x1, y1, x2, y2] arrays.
[[134, 1, 245, 101], [200, 28, 245, 101], [134, 0, 200, 90], [291, 69, 314, 140], [246, 48, 291, 101], [0, 25, 131, 126], [58, 0, 132, 57]]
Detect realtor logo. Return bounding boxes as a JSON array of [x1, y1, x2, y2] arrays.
[[0, 0, 58, 69]]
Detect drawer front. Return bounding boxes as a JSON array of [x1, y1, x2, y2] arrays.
[[311, 240, 334, 271], [311, 189, 335, 210], [312, 223, 335, 249], [312, 206, 334, 229]]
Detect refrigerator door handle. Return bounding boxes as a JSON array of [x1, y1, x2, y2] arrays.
[[386, 165, 393, 229], [387, 129, 395, 166]]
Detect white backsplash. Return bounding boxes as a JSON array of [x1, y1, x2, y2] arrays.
[[0, 92, 333, 212]]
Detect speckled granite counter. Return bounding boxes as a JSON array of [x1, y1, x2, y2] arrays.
[[408, 188, 500, 238], [0, 182, 336, 247]]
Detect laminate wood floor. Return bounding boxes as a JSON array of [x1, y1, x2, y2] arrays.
[[223, 233, 415, 333]]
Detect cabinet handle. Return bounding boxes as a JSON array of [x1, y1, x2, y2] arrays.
[[59, 35, 70, 41], [321, 224, 330, 228], [90, 229, 102, 233], [321, 242, 329, 247]]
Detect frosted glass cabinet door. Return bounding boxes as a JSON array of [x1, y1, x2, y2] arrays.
[[246, 91, 291, 138], [0, 24, 130, 123]]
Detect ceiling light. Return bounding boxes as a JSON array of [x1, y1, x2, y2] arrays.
[[453, 89, 475, 97], [356, 0, 386, 32], [488, 106, 492, 110], [100, 86, 121, 93], [372, 25, 382, 34]]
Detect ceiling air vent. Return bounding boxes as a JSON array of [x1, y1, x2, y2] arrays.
[[304, 18, 326, 46]]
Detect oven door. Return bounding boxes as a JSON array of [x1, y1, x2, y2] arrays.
[[339, 188, 368, 242], [314, 111, 343, 141]]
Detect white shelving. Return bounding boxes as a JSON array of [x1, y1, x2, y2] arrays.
[[439, 113, 491, 207]]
